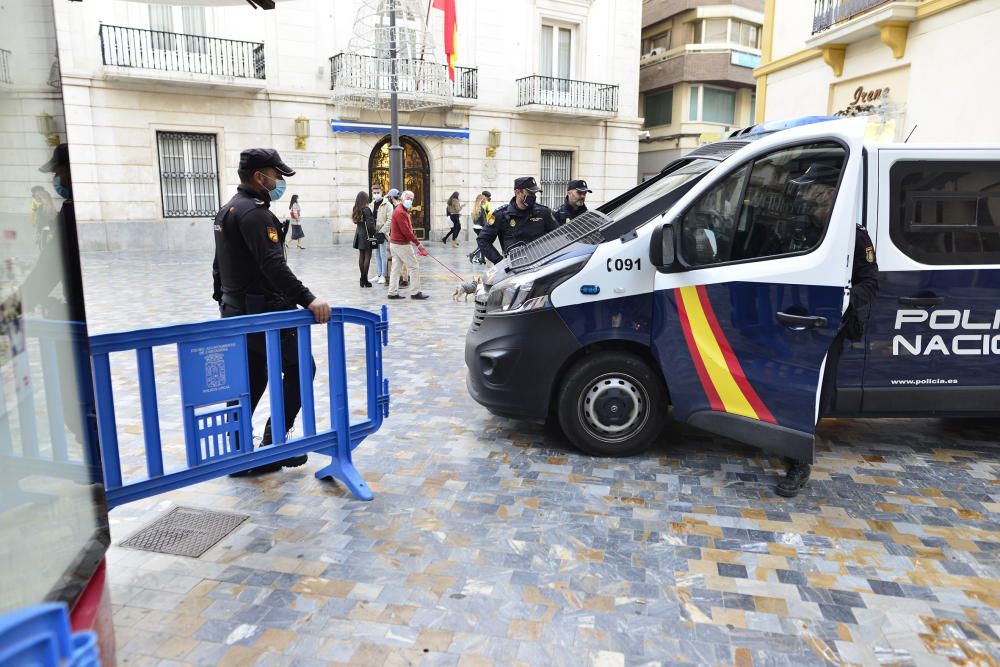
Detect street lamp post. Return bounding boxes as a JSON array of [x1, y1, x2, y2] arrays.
[[388, 0, 403, 192]]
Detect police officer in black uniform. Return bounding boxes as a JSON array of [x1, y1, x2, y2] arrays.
[[776, 169, 879, 498], [477, 176, 560, 264], [213, 148, 331, 475], [556, 179, 592, 225]]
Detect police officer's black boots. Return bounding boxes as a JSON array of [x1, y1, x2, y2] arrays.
[[775, 459, 810, 498]]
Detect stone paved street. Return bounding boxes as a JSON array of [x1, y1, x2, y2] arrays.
[[82, 245, 1000, 667]]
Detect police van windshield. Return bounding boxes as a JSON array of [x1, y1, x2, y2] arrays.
[[605, 159, 717, 221]]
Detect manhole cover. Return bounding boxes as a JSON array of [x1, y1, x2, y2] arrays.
[[119, 506, 249, 558]]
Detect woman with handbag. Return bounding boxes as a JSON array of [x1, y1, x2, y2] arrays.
[[287, 194, 305, 249], [352, 191, 377, 288]]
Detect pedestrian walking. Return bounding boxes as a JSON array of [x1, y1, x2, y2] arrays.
[[468, 191, 492, 265], [387, 190, 428, 300], [352, 191, 377, 288], [556, 179, 592, 224], [286, 194, 305, 249], [442, 191, 463, 246], [477, 177, 559, 265], [371, 184, 388, 283], [211, 148, 331, 476]]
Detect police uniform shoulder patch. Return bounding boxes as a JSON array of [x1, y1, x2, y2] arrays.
[[865, 246, 874, 263], [267, 227, 279, 243]]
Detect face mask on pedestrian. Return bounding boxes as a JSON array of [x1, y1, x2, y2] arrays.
[[372, 193, 382, 202], [258, 171, 286, 202], [403, 199, 413, 210], [52, 176, 69, 199]]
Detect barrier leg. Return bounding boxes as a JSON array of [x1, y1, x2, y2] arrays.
[[314, 320, 373, 501]]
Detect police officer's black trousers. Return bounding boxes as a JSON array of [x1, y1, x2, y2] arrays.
[[222, 303, 316, 442]]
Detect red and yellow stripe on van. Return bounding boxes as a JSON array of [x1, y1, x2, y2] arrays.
[[674, 285, 776, 424]]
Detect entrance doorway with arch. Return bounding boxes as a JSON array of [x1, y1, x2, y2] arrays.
[[369, 136, 431, 240]]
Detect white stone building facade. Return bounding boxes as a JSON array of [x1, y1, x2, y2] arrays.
[[755, 0, 1000, 144], [52, 0, 642, 251]]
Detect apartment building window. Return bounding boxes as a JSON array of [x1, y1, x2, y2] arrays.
[[692, 18, 761, 50], [689, 85, 737, 125], [540, 150, 572, 210], [157, 132, 220, 217], [644, 88, 673, 127], [731, 20, 760, 49], [642, 30, 671, 54], [149, 5, 176, 50], [541, 24, 573, 80]]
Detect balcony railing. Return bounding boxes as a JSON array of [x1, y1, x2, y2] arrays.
[[329, 52, 477, 100], [99, 25, 265, 80], [813, 0, 893, 33], [516, 75, 619, 113], [0, 48, 11, 84]]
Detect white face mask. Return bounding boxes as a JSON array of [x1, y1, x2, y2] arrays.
[[373, 194, 382, 202]]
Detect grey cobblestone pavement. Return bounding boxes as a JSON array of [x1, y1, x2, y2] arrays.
[[82, 245, 1000, 667]]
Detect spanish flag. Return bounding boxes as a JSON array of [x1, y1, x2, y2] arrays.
[[432, 0, 457, 82]]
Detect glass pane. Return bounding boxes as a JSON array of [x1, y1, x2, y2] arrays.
[[558, 28, 571, 79], [732, 143, 846, 261], [890, 161, 1000, 265], [653, 30, 671, 50], [705, 18, 728, 43], [681, 165, 750, 265], [644, 88, 673, 127], [693, 21, 703, 44], [0, 0, 106, 615], [702, 87, 736, 124], [540, 25, 553, 77], [689, 85, 700, 121]]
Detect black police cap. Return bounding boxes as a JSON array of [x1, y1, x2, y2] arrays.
[[239, 148, 296, 177], [39, 143, 70, 173], [568, 179, 592, 193], [514, 176, 541, 192]]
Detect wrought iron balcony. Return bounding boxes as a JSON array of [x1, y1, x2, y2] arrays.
[[0, 48, 11, 84], [329, 52, 477, 104], [99, 25, 265, 80], [516, 75, 619, 114], [813, 0, 893, 34]]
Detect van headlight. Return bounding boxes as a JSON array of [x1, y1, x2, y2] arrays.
[[484, 260, 584, 315]]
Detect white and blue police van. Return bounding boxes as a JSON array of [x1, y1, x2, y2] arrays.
[[465, 115, 1000, 463]]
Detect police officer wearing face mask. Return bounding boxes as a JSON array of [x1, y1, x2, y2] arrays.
[[213, 148, 331, 475], [477, 176, 560, 264], [556, 179, 592, 225]]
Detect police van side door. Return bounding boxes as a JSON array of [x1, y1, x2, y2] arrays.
[[651, 134, 860, 462], [861, 148, 1000, 414]]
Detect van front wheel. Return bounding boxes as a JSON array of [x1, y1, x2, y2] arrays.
[[557, 351, 667, 457]]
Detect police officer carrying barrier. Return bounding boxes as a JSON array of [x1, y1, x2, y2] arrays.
[[477, 176, 560, 264], [212, 148, 331, 475], [776, 165, 879, 498], [556, 179, 592, 225]]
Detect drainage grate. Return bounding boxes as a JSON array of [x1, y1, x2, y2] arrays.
[[119, 506, 249, 558]]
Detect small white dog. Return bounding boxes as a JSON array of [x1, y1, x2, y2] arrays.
[[452, 275, 483, 302]]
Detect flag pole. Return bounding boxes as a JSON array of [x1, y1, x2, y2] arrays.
[[388, 0, 403, 192]]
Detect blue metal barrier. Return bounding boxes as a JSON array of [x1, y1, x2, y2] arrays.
[[0, 603, 100, 666], [87, 307, 389, 508]]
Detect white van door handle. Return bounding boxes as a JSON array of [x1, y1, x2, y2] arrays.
[[775, 312, 827, 330]]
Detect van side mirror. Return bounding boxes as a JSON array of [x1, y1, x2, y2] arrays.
[[650, 222, 677, 271]]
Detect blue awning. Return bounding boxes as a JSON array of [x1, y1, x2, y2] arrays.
[[330, 120, 469, 139]]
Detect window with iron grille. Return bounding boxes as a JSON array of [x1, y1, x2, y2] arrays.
[[540, 150, 572, 210], [157, 132, 220, 217]]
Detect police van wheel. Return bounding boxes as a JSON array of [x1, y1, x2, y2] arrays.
[[557, 351, 666, 457]]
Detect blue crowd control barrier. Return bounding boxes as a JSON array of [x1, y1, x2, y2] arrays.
[[88, 306, 389, 508], [0, 603, 100, 666]]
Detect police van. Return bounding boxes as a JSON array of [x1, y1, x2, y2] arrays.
[[465, 116, 1000, 463]]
